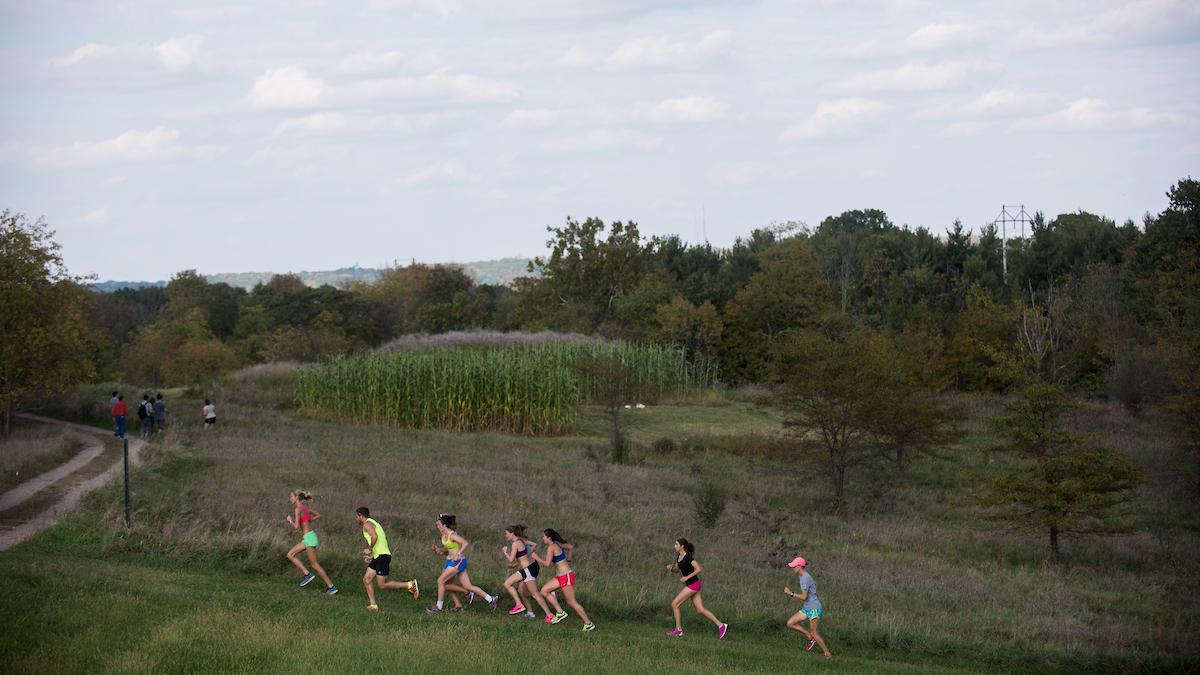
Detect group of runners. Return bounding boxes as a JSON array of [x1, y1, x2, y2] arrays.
[[285, 490, 833, 656]]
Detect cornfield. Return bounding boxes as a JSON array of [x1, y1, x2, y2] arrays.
[[295, 341, 716, 434]]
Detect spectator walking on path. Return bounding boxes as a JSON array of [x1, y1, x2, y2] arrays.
[[152, 393, 166, 433], [202, 399, 216, 430], [111, 395, 127, 439], [138, 394, 154, 439], [109, 391, 119, 435]]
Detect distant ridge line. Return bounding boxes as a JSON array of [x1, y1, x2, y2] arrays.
[[89, 257, 534, 292]]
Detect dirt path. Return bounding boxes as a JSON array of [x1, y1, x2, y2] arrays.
[[0, 414, 146, 552]]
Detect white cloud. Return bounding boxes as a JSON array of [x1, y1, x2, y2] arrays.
[[247, 66, 327, 110], [905, 23, 982, 51], [274, 111, 464, 136], [542, 128, 662, 152], [51, 35, 206, 76], [782, 98, 890, 141], [556, 46, 591, 67], [1021, 0, 1200, 48], [1012, 98, 1184, 131], [402, 158, 468, 185], [246, 66, 518, 110], [634, 96, 728, 123], [941, 121, 990, 137], [836, 61, 980, 94], [965, 89, 1050, 114], [43, 127, 189, 167], [84, 208, 110, 225], [337, 50, 406, 75], [501, 108, 559, 129], [600, 30, 732, 71]]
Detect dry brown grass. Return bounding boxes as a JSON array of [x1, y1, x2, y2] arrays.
[[0, 423, 80, 492], [95, 391, 1200, 665]]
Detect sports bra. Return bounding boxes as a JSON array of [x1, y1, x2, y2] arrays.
[[299, 504, 312, 525], [551, 543, 568, 564], [443, 534, 460, 552], [514, 541, 529, 557]]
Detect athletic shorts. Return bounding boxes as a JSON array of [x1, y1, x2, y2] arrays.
[[519, 561, 540, 583], [369, 554, 392, 577], [205, 417, 216, 425], [444, 558, 468, 572], [686, 580, 702, 592], [302, 530, 318, 548], [556, 571, 576, 588], [800, 607, 823, 620]]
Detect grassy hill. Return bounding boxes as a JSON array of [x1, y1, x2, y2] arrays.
[[1, 378, 1196, 673]]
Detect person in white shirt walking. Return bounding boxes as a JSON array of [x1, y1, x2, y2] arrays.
[[202, 399, 217, 430]]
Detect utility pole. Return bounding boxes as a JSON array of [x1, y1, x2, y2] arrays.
[[993, 204, 1032, 283]]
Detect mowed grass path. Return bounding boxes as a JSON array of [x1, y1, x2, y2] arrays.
[[0, 529, 979, 674]]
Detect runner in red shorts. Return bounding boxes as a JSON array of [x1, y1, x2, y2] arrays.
[[536, 528, 594, 632]]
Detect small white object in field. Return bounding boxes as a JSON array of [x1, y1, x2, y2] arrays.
[[635, 403, 646, 409], [624, 404, 632, 409]]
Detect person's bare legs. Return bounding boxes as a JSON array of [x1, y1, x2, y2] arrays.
[[670, 587, 695, 630], [808, 617, 832, 657], [436, 566, 457, 605], [561, 585, 591, 625], [523, 580, 552, 617], [540, 578, 564, 615], [286, 542, 309, 576], [363, 568, 379, 607], [304, 547, 333, 588], [786, 610, 813, 639], [691, 593, 723, 627], [503, 572, 524, 608], [455, 570, 492, 601]]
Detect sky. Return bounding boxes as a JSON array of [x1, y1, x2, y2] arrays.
[[1, 0, 1197, 281]]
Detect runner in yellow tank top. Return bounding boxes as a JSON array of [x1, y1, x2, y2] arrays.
[[354, 507, 419, 612]]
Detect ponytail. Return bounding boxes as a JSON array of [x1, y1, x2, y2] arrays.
[[676, 538, 695, 555], [506, 524, 526, 538], [438, 513, 457, 529], [293, 490, 313, 502], [543, 528, 567, 545]]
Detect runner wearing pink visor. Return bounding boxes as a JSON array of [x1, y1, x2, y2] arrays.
[[783, 556, 832, 659]]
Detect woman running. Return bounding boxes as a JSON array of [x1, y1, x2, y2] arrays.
[[285, 490, 337, 595], [536, 528, 595, 632], [427, 514, 499, 613], [501, 524, 552, 619], [664, 538, 728, 638], [784, 556, 832, 658]]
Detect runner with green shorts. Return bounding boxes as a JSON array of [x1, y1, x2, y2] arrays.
[[286, 490, 337, 595], [356, 507, 419, 612]]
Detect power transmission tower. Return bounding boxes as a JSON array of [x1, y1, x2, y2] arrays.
[[993, 204, 1033, 283]]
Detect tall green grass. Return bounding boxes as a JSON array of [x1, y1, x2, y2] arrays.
[[294, 341, 715, 434]]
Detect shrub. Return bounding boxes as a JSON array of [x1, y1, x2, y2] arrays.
[[652, 437, 677, 454], [693, 480, 728, 528]]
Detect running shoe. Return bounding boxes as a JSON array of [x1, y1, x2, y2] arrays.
[[324, 585, 338, 596], [581, 623, 596, 632], [509, 605, 527, 616], [666, 628, 684, 637], [806, 639, 816, 652], [299, 572, 316, 587], [718, 623, 728, 639], [488, 596, 499, 612], [451, 606, 465, 613], [408, 579, 419, 600], [466, 591, 475, 605], [426, 606, 442, 614], [551, 611, 569, 624], [525, 611, 536, 619], [367, 604, 379, 612]]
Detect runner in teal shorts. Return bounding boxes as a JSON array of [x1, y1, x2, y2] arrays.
[[287, 490, 337, 595], [784, 556, 832, 658]]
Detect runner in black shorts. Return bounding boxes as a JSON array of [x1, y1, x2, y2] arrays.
[[501, 524, 552, 619], [355, 507, 418, 612]]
